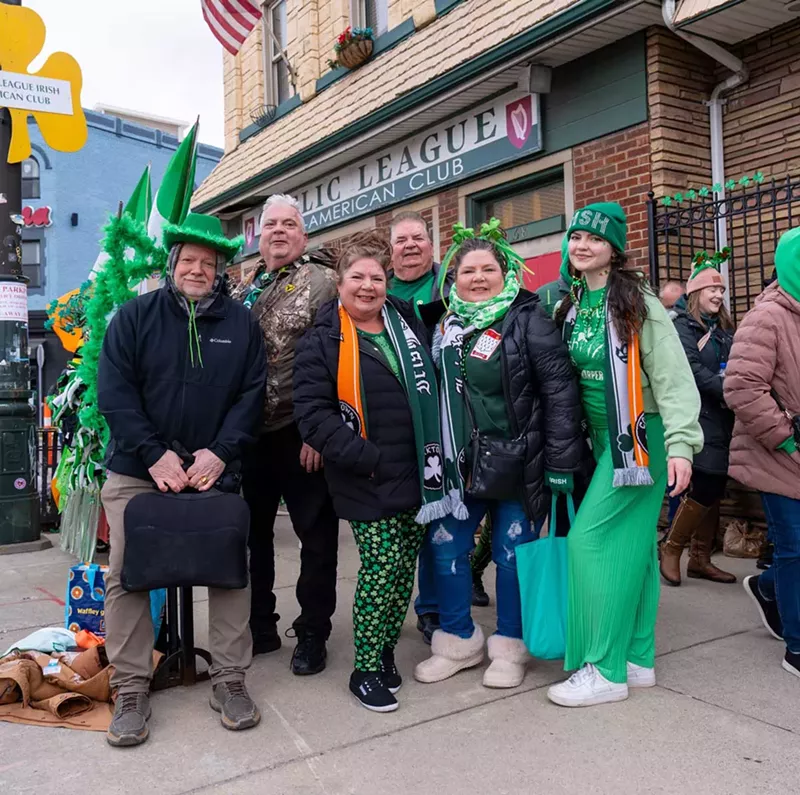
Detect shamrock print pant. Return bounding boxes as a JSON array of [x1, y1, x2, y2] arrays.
[[349, 508, 426, 672]]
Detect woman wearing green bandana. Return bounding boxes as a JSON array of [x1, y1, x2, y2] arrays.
[[294, 232, 448, 714], [548, 202, 702, 708], [413, 228, 584, 690]]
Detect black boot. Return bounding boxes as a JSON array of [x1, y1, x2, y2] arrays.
[[416, 613, 440, 646], [291, 631, 327, 675], [472, 575, 490, 607], [252, 625, 281, 656], [380, 646, 402, 694]]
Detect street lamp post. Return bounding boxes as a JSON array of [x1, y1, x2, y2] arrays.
[[0, 0, 45, 550]]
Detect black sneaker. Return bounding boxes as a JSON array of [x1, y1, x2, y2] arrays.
[[743, 575, 783, 640], [291, 632, 327, 675], [379, 646, 402, 694], [416, 613, 440, 646], [349, 670, 398, 712], [252, 625, 281, 656], [472, 576, 490, 607], [107, 692, 151, 747], [782, 650, 800, 679]]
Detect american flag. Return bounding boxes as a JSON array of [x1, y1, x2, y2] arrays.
[[201, 0, 261, 56]]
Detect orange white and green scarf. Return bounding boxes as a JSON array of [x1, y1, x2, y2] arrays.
[[337, 301, 450, 523], [564, 289, 653, 487]]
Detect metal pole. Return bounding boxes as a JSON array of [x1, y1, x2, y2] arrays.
[[0, 0, 41, 548]]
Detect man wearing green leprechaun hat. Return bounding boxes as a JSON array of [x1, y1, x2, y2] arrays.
[[98, 213, 267, 747]]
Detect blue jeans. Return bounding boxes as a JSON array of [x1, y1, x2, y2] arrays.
[[414, 542, 438, 617], [759, 493, 800, 654], [427, 497, 541, 639]]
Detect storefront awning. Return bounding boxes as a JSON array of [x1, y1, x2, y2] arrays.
[[193, 0, 665, 217]]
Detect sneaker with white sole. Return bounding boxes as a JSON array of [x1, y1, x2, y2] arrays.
[[547, 664, 629, 707], [349, 670, 398, 712], [782, 650, 800, 679], [626, 661, 656, 688]]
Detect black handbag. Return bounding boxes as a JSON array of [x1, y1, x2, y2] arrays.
[[460, 339, 527, 501], [121, 490, 250, 592], [467, 433, 527, 501]]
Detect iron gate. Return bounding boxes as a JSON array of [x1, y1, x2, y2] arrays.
[[647, 174, 800, 320]]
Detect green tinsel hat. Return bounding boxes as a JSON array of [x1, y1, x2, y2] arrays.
[[686, 246, 729, 295], [162, 213, 243, 262], [437, 217, 530, 299]]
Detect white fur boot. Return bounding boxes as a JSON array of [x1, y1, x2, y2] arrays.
[[482, 634, 529, 689], [414, 625, 485, 683]]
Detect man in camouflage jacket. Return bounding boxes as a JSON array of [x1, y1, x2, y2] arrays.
[[236, 194, 339, 676]]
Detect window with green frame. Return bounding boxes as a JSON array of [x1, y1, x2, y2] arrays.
[[469, 170, 566, 243]]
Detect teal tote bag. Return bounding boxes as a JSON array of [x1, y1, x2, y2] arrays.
[[517, 492, 575, 660]]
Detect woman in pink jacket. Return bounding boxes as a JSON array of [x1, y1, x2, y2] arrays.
[[724, 227, 800, 680]]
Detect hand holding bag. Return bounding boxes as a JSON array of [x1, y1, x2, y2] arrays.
[[121, 490, 250, 592], [517, 492, 575, 660]]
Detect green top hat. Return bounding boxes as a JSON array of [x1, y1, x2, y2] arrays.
[[162, 212, 243, 262]]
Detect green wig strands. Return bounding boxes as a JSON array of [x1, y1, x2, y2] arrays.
[[437, 218, 529, 301]]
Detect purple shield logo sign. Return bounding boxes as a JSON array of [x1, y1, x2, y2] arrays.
[[506, 96, 533, 150]]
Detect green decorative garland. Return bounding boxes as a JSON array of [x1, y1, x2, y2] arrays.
[[660, 171, 766, 207], [47, 213, 166, 560]]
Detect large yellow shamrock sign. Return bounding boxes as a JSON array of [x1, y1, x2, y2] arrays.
[[0, 4, 87, 163]]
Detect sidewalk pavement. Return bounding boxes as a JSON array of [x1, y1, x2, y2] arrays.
[[1, 518, 797, 795]]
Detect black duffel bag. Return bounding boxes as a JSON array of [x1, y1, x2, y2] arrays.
[[121, 490, 250, 592]]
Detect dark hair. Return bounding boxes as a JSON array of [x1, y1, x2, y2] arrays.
[[687, 291, 734, 331], [390, 210, 431, 242], [336, 230, 392, 279], [451, 238, 508, 275], [555, 249, 649, 339]]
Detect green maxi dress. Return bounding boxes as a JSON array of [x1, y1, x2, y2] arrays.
[[564, 287, 699, 684]]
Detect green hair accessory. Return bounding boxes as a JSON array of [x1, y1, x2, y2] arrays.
[[437, 218, 531, 301]]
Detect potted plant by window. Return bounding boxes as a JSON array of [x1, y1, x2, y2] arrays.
[[328, 27, 374, 71]]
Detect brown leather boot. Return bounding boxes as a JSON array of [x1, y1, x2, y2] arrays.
[[687, 501, 737, 584], [660, 497, 707, 586]]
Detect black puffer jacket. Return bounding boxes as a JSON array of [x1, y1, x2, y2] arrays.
[[673, 310, 734, 474], [468, 290, 584, 521], [293, 297, 428, 522]]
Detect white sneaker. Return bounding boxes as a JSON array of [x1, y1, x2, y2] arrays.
[[547, 664, 629, 707], [627, 661, 656, 688]]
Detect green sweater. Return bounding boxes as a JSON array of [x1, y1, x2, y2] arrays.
[[638, 291, 703, 461]]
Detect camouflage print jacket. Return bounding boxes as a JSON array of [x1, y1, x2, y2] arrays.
[[234, 249, 338, 432]]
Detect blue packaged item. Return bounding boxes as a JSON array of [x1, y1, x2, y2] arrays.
[[65, 563, 166, 638]]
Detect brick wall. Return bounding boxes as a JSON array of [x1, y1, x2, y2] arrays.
[[723, 19, 800, 181], [647, 27, 715, 201], [572, 124, 652, 270]]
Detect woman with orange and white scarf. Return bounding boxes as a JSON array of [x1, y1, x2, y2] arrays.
[[293, 232, 447, 714], [549, 203, 703, 708]]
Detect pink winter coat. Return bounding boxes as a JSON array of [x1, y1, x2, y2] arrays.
[[724, 282, 800, 500]]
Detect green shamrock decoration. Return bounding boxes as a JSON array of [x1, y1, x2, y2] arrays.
[[712, 183, 722, 194], [662, 196, 673, 207], [725, 179, 736, 191], [687, 189, 697, 201], [674, 192, 684, 203], [754, 171, 765, 184], [739, 175, 751, 188], [698, 186, 710, 198]]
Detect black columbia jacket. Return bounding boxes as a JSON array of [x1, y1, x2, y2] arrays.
[[98, 284, 267, 482]]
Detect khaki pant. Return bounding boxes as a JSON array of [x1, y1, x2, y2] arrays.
[[102, 472, 253, 694]]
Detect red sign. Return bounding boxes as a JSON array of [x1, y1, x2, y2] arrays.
[[506, 96, 533, 150], [522, 251, 562, 292], [22, 205, 53, 228]]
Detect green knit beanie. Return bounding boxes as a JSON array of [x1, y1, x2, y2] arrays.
[[560, 202, 628, 283], [774, 226, 800, 303]]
